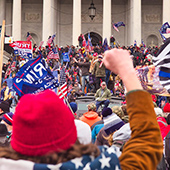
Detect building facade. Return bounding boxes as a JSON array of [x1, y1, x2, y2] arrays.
[[0, 0, 170, 47]]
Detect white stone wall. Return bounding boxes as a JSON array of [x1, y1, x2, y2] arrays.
[[3, 0, 167, 47]]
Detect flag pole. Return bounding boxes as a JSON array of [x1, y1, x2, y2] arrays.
[[0, 20, 5, 90], [58, 85, 75, 116]]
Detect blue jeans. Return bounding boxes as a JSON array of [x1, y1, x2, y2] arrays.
[[105, 69, 111, 86], [82, 75, 89, 94], [96, 99, 110, 111]]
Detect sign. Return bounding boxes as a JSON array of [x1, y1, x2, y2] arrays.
[[5, 37, 13, 44], [13, 55, 59, 96], [10, 41, 32, 59]]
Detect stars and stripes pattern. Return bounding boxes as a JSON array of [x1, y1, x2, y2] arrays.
[[58, 67, 67, 99], [153, 38, 170, 93], [0, 145, 121, 170]]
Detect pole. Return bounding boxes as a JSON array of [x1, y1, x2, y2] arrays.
[[0, 20, 5, 90]]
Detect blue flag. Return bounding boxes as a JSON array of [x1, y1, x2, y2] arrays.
[[13, 55, 59, 96], [63, 52, 70, 62], [160, 22, 170, 34], [114, 22, 125, 28]]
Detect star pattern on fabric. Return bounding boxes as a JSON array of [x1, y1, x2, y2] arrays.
[[70, 157, 84, 169], [47, 163, 62, 170], [99, 154, 111, 169], [83, 162, 91, 170]]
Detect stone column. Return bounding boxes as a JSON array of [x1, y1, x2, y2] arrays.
[[12, 0, 21, 41], [130, 0, 141, 46], [43, 0, 55, 43], [103, 0, 111, 45], [163, 0, 170, 24], [72, 0, 81, 46], [0, 0, 5, 24]]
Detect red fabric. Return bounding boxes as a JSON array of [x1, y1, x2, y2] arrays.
[[157, 117, 170, 139], [80, 111, 101, 127], [11, 90, 77, 156], [163, 103, 170, 113]]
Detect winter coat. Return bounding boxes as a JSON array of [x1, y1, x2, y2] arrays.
[[79, 111, 101, 127], [92, 60, 106, 77], [77, 62, 90, 76], [91, 123, 104, 143], [95, 87, 112, 101]]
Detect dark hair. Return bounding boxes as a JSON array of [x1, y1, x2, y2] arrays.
[[0, 140, 100, 164]]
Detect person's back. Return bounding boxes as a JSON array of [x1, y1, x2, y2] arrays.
[[80, 111, 101, 127]]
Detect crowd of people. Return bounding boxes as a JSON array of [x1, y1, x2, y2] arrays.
[[0, 36, 170, 169]]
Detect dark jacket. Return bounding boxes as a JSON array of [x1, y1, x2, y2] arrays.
[[77, 62, 90, 76], [92, 61, 106, 77]]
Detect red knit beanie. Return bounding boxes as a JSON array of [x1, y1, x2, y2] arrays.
[[11, 90, 77, 156], [163, 103, 170, 113]]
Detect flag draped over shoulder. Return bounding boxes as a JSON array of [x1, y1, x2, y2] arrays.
[[10, 41, 33, 59], [153, 38, 170, 94], [13, 55, 59, 96], [58, 67, 67, 99]]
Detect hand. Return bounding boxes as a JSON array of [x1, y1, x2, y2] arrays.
[[103, 48, 134, 78], [103, 49, 142, 92]]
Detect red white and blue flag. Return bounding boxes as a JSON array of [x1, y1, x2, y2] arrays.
[[10, 41, 32, 59], [58, 67, 67, 99]]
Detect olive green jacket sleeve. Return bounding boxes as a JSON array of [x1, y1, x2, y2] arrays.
[[119, 90, 163, 170]]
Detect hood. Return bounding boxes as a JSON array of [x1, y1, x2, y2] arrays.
[[0, 146, 121, 170], [83, 111, 99, 119], [113, 123, 131, 141]]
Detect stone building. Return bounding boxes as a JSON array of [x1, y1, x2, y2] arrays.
[[0, 0, 170, 48]]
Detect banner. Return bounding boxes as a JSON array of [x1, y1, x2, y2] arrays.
[[10, 41, 32, 59], [13, 55, 59, 96], [136, 65, 169, 96]]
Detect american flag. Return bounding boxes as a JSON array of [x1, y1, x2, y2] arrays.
[[0, 145, 121, 170], [58, 67, 67, 99], [26, 32, 32, 41], [53, 47, 59, 59]]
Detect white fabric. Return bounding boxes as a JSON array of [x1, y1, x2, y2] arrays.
[[74, 120, 91, 144], [0, 158, 34, 170], [154, 107, 163, 117], [113, 123, 131, 141]]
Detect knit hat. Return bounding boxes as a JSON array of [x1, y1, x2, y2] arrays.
[[102, 108, 125, 135], [98, 55, 103, 59], [0, 123, 10, 137], [11, 89, 77, 156], [87, 103, 96, 111], [0, 101, 10, 113], [74, 119, 91, 144], [154, 107, 163, 117], [163, 103, 170, 113], [2, 112, 14, 126], [70, 102, 77, 113]]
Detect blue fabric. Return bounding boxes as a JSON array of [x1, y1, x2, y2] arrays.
[[13, 55, 59, 96], [159, 70, 170, 78], [92, 124, 104, 143], [33, 146, 121, 170], [63, 52, 70, 62], [96, 99, 110, 111]]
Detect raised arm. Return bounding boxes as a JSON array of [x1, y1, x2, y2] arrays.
[[103, 49, 163, 170]]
